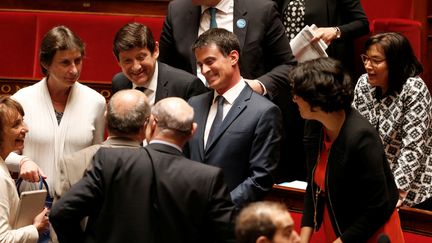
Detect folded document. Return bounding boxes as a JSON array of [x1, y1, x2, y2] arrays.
[[290, 24, 328, 62]]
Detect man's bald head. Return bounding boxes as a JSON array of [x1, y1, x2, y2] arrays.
[[151, 97, 195, 136], [107, 89, 151, 136]]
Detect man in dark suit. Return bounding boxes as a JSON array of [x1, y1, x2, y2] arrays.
[[186, 28, 282, 208], [159, 0, 307, 182], [112, 22, 207, 105], [49, 92, 235, 243]]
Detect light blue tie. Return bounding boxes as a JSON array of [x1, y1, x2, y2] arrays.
[[209, 7, 218, 29]]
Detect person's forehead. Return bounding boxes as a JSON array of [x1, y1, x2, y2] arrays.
[[272, 211, 294, 228]]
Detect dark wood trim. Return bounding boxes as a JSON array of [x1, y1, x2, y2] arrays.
[[0, 0, 169, 16], [266, 185, 432, 237], [0, 77, 112, 101]]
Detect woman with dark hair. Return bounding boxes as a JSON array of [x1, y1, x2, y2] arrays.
[[292, 58, 403, 242], [0, 95, 49, 242], [5, 26, 106, 199], [353, 32, 432, 209]]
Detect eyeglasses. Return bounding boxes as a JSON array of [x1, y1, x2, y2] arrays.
[[360, 54, 386, 68]]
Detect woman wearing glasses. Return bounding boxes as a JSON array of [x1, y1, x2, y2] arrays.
[[353, 32, 432, 210]]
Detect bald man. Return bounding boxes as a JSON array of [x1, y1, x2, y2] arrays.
[[235, 201, 300, 243], [53, 89, 150, 199], [50, 97, 235, 243], [143, 97, 235, 242]]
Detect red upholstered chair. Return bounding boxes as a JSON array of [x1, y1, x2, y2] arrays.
[[133, 16, 165, 41], [34, 12, 135, 82], [0, 12, 37, 78], [360, 0, 413, 20], [372, 18, 422, 63]]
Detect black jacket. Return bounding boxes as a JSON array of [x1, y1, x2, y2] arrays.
[[302, 108, 398, 242]]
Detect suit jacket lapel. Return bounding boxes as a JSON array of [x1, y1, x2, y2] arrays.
[[155, 62, 168, 102], [205, 86, 252, 152], [196, 92, 214, 160], [233, 0, 247, 53]]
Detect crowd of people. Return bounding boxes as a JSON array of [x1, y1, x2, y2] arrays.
[[0, 0, 431, 242]]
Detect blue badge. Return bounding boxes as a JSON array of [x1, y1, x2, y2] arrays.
[[236, 19, 246, 29]]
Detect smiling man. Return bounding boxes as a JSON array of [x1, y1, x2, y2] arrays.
[[111, 23, 207, 105], [186, 28, 282, 208]]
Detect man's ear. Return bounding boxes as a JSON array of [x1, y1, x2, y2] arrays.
[[229, 50, 239, 66], [187, 122, 198, 139], [256, 236, 271, 243], [144, 115, 156, 142]]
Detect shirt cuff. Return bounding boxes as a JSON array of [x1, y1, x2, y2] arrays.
[[257, 80, 267, 96], [5, 152, 25, 172]]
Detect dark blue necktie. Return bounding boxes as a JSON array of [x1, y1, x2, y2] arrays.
[[209, 7, 218, 29], [206, 95, 224, 149], [135, 86, 147, 92]]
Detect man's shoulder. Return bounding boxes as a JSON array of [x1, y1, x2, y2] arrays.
[[112, 72, 131, 86], [62, 144, 102, 162], [159, 62, 200, 84], [188, 90, 213, 104], [247, 89, 280, 111], [168, 0, 194, 9], [148, 145, 221, 176], [235, 0, 276, 13], [95, 146, 146, 160]]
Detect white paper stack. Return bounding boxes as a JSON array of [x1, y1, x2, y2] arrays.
[[289, 24, 328, 62]]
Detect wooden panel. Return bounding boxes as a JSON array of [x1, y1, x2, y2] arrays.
[[0, 0, 169, 16], [266, 185, 432, 237]]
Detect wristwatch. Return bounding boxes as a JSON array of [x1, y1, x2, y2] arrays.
[[334, 27, 341, 39]]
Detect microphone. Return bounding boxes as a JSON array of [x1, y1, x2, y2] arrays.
[[377, 234, 390, 243]]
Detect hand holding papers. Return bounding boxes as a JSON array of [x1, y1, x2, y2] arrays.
[[290, 24, 328, 62]]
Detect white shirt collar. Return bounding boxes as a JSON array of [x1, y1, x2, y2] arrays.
[[214, 78, 246, 105], [201, 0, 232, 14]]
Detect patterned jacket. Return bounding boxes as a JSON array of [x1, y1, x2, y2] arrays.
[[353, 74, 432, 206]]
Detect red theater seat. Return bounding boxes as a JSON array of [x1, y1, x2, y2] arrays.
[[0, 12, 37, 78], [372, 18, 422, 62], [34, 13, 135, 82], [133, 16, 165, 41], [0, 10, 165, 84]]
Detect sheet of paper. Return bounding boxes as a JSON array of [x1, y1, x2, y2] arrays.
[[290, 24, 328, 62], [278, 180, 307, 190]]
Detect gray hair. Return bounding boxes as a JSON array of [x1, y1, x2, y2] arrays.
[[107, 89, 150, 136]]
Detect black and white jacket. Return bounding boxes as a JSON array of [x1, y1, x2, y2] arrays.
[[353, 74, 432, 206]]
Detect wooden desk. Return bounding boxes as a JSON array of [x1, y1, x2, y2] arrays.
[[266, 185, 432, 237]]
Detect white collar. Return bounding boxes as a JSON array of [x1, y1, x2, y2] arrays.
[[201, 0, 232, 14], [214, 78, 246, 105]]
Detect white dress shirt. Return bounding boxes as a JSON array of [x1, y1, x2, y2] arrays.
[[204, 79, 246, 147]]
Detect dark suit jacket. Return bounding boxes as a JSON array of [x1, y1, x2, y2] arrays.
[[302, 109, 398, 242], [111, 61, 208, 101], [274, 0, 369, 73], [159, 0, 296, 100], [186, 85, 282, 207], [50, 146, 235, 243], [160, 0, 305, 182]]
